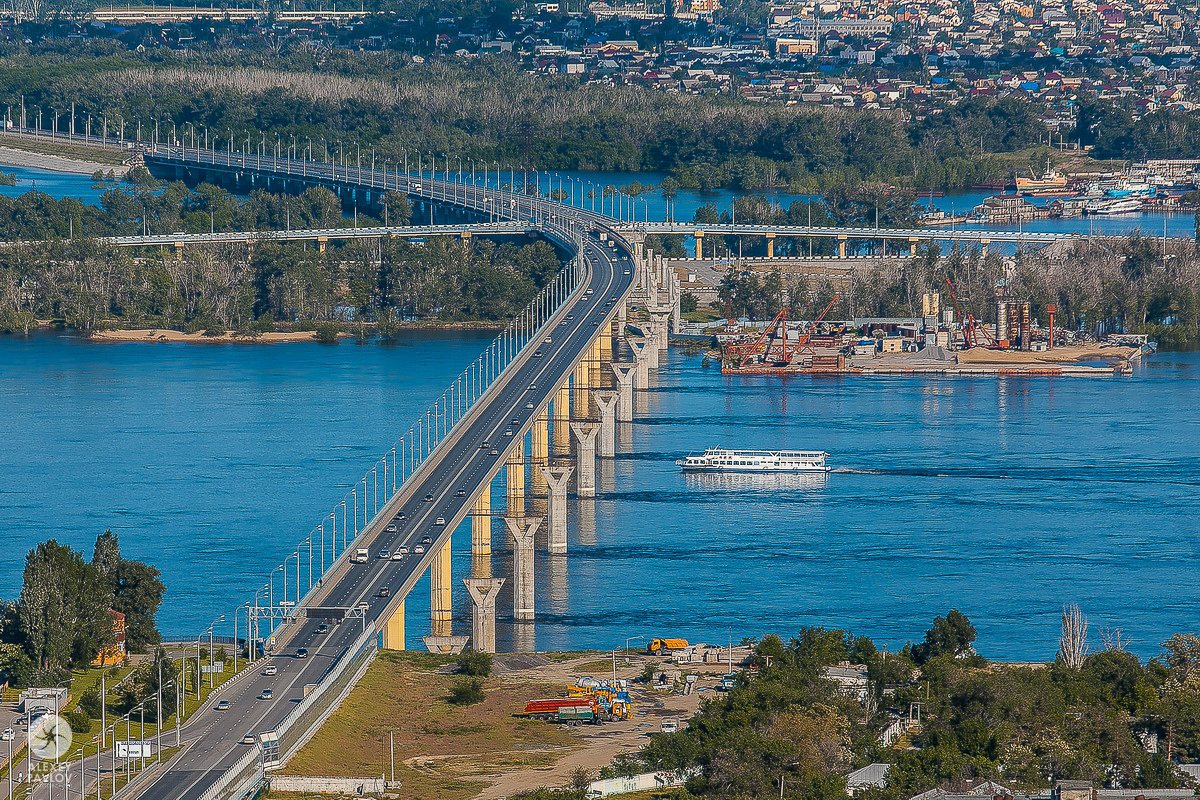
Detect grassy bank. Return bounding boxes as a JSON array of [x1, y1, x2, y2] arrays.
[[272, 651, 580, 800]]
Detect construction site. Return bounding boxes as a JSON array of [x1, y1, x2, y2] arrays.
[[712, 281, 1154, 378]]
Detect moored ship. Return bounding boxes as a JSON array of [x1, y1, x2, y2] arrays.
[[676, 447, 830, 473]]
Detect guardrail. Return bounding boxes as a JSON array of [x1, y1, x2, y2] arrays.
[[193, 624, 379, 800], [141, 146, 591, 661]]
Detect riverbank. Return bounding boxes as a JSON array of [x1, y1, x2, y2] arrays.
[[84, 321, 506, 343], [0, 141, 130, 176], [91, 328, 329, 344]]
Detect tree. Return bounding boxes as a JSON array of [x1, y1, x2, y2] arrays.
[[912, 610, 977, 665], [456, 651, 493, 677], [90, 532, 166, 653], [16, 540, 114, 673], [448, 677, 485, 705]]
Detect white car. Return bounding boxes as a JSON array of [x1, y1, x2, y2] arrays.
[[0, 728, 14, 741], [262, 664, 277, 676], [390, 551, 404, 561], [414, 545, 426, 554]]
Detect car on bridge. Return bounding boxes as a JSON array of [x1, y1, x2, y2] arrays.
[[390, 551, 404, 561], [455, 488, 466, 496], [424, 493, 434, 502], [386, 523, 397, 533], [215, 700, 230, 711], [240, 734, 256, 745], [260, 689, 273, 700], [295, 648, 309, 659], [397, 546, 409, 555], [377, 550, 389, 560], [263, 664, 277, 676], [435, 517, 446, 525], [316, 623, 329, 634]]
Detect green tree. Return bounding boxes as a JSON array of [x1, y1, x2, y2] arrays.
[[16, 540, 114, 672], [912, 610, 977, 665]]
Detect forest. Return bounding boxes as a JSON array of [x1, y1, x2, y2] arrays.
[[0, 45, 1124, 192]]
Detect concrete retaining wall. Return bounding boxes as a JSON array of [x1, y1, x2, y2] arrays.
[[269, 775, 388, 794]]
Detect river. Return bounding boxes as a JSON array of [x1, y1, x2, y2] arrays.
[[2, 330, 1197, 660]]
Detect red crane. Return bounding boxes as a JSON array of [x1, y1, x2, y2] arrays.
[[723, 294, 841, 369], [944, 278, 996, 349]]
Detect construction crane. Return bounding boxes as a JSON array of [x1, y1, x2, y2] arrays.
[[944, 278, 997, 349], [723, 295, 841, 369]]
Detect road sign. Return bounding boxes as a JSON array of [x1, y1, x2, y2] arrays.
[[115, 740, 155, 758], [200, 663, 225, 673]]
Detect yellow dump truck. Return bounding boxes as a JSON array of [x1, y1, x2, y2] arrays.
[[648, 638, 689, 654]]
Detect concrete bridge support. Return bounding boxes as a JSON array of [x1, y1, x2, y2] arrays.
[[594, 391, 618, 458], [430, 540, 453, 637], [471, 490, 492, 576], [572, 360, 589, 420], [611, 363, 635, 423], [530, 408, 549, 495], [651, 314, 670, 353], [540, 466, 574, 555], [463, 577, 504, 654], [600, 324, 614, 368], [627, 340, 650, 390], [553, 384, 571, 456], [506, 443, 525, 516], [381, 600, 405, 650], [570, 423, 600, 497], [505, 516, 541, 621]]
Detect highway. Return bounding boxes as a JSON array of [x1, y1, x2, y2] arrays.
[[84, 147, 638, 800]]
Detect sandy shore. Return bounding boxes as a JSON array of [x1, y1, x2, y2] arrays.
[[0, 144, 130, 176], [91, 328, 332, 344]]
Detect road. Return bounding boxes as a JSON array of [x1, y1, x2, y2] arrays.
[[41, 146, 637, 800]]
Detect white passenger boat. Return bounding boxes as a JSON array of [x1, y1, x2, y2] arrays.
[[676, 447, 830, 473]]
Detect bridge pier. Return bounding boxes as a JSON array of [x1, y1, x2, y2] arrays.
[[504, 516, 542, 621], [540, 466, 574, 555], [600, 324, 614, 368], [838, 235, 848, 259], [463, 577, 504, 653], [471, 490, 491, 576], [530, 407, 549, 495], [553, 383, 570, 456], [572, 360, 589, 420], [611, 365, 635, 423], [980, 239, 990, 257], [430, 539, 453, 637], [766, 233, 775, 258], [594, 391, 618, 458], [570, 423, 600, 497], [381, 599, 405, 650], [694, 231, 704, 260], [506, 443, 525, 516]]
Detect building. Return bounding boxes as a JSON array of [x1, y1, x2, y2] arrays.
[[92, 609, 127, 667]]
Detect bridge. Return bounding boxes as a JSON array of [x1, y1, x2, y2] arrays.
[[18, 143, 678, 800], [642, 221, 1189, 258]]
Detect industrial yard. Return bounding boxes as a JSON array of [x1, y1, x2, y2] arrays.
[[711, 285, 1153, 378], [266, 644, 739, 800]]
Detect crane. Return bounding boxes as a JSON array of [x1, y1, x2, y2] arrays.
[[944, 278, 997, 349], [722, 294, 841, 369]]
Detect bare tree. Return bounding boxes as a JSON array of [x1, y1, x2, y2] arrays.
[[1099, 627, 1130, 653], [1058, 603, 1088, 668]]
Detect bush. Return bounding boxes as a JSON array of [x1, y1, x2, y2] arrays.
[[65, 709, 92, 734], [250, 314, 276, 335], [202, 325, 227, 337], [313, 322, 340, 344], [78, 688, 102, 719], [456, 651, 493, 677], [447, 677, 485, 705]]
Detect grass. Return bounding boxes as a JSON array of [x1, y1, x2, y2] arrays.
[[0, 133, 129, 166], [273, 650, 582, 800]]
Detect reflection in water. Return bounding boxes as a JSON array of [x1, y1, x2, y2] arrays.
[[512, 620, 536, 653], [546, 552, 568, 614], [683, 471, 830, 491], [598, 458, 616, 494], [576, 498, 597, 547]]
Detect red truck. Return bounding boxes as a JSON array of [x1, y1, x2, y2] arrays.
[[522, 698, 598, 722]]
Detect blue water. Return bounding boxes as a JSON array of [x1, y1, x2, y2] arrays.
[[0, 164, 115, 204], [2, 332, 1197, 660]]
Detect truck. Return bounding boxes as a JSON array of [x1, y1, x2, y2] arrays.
[[648, 638, 689, 655], [352, 548, 369, 563], [522, 698, 599, 722]]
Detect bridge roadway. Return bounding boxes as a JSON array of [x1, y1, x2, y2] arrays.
[[111, 148, 635, 800], [98, 222, 535, 248], [642, 221, 1190, 244]]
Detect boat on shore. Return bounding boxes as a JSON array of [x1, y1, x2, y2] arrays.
[[676, 447, 830, 473]]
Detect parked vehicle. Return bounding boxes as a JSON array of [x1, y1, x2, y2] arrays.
[[648, 638, 689, 655]]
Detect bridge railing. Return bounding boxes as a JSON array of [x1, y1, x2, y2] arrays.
[[145, 146, 592, 646]]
